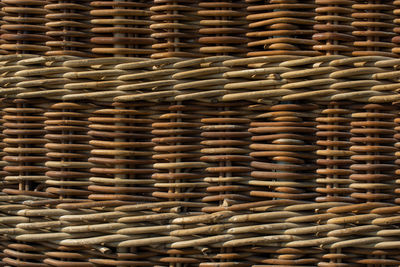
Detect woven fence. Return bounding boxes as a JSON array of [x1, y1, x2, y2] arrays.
[[0, 0, 399, 267]]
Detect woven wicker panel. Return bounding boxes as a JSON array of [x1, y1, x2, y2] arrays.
[[393, 0, 400, 55], [90, 0, 156, 57], [351, 0, 396, 57], [44, 102, 93, 200], [151, 100, 206, 205], [114, 57, 180, 102], [0, 1, 8, 55], [87, 247, 160, 266], [150, 0, 202, 58], [2, 98, 49, 197], [247, 247, 323, 266], [246, 0, 319, 57], [45, 0, 93, 57], [43, 243, 95, 267], [200, 101, 254, 213], [0, 0, 51, 54], [248, 102, 319, 202], [3, 242, 49, 267], [349, 104, 397, 204], [0, 54, 398, 266], [13, 55, 75, 100], [62, 57, 137, 101], [0, 0, 400, 264], [88, 101, 156, 202], [0, 54, 35, 98], [0, 242, 7, 267], [313, 0, 356, 55], [316, 101, 355, 203], [198, 0, 249, 56], [0, 98, 11, 190]]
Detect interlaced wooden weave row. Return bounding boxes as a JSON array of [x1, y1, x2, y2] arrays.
[[0, 1, 400, 267]]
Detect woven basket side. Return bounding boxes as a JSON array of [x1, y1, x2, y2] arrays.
[[0, 0, 51, 54], [90, 0, 156, 57], [313, 0, 356, 55], [198, 0, 249, 57], [351, 0, 396, 57], [45, 0, 94, 57], [246, 0, 320, 57], [150, 0, 202, 58]]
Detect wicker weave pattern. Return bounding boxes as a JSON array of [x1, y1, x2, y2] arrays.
[[1, 0, 50, 54], [0, 1, 400, 266], [90, 0, 155, 57], [45, 0, 93, 57], [0, 53, 398, 265]]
